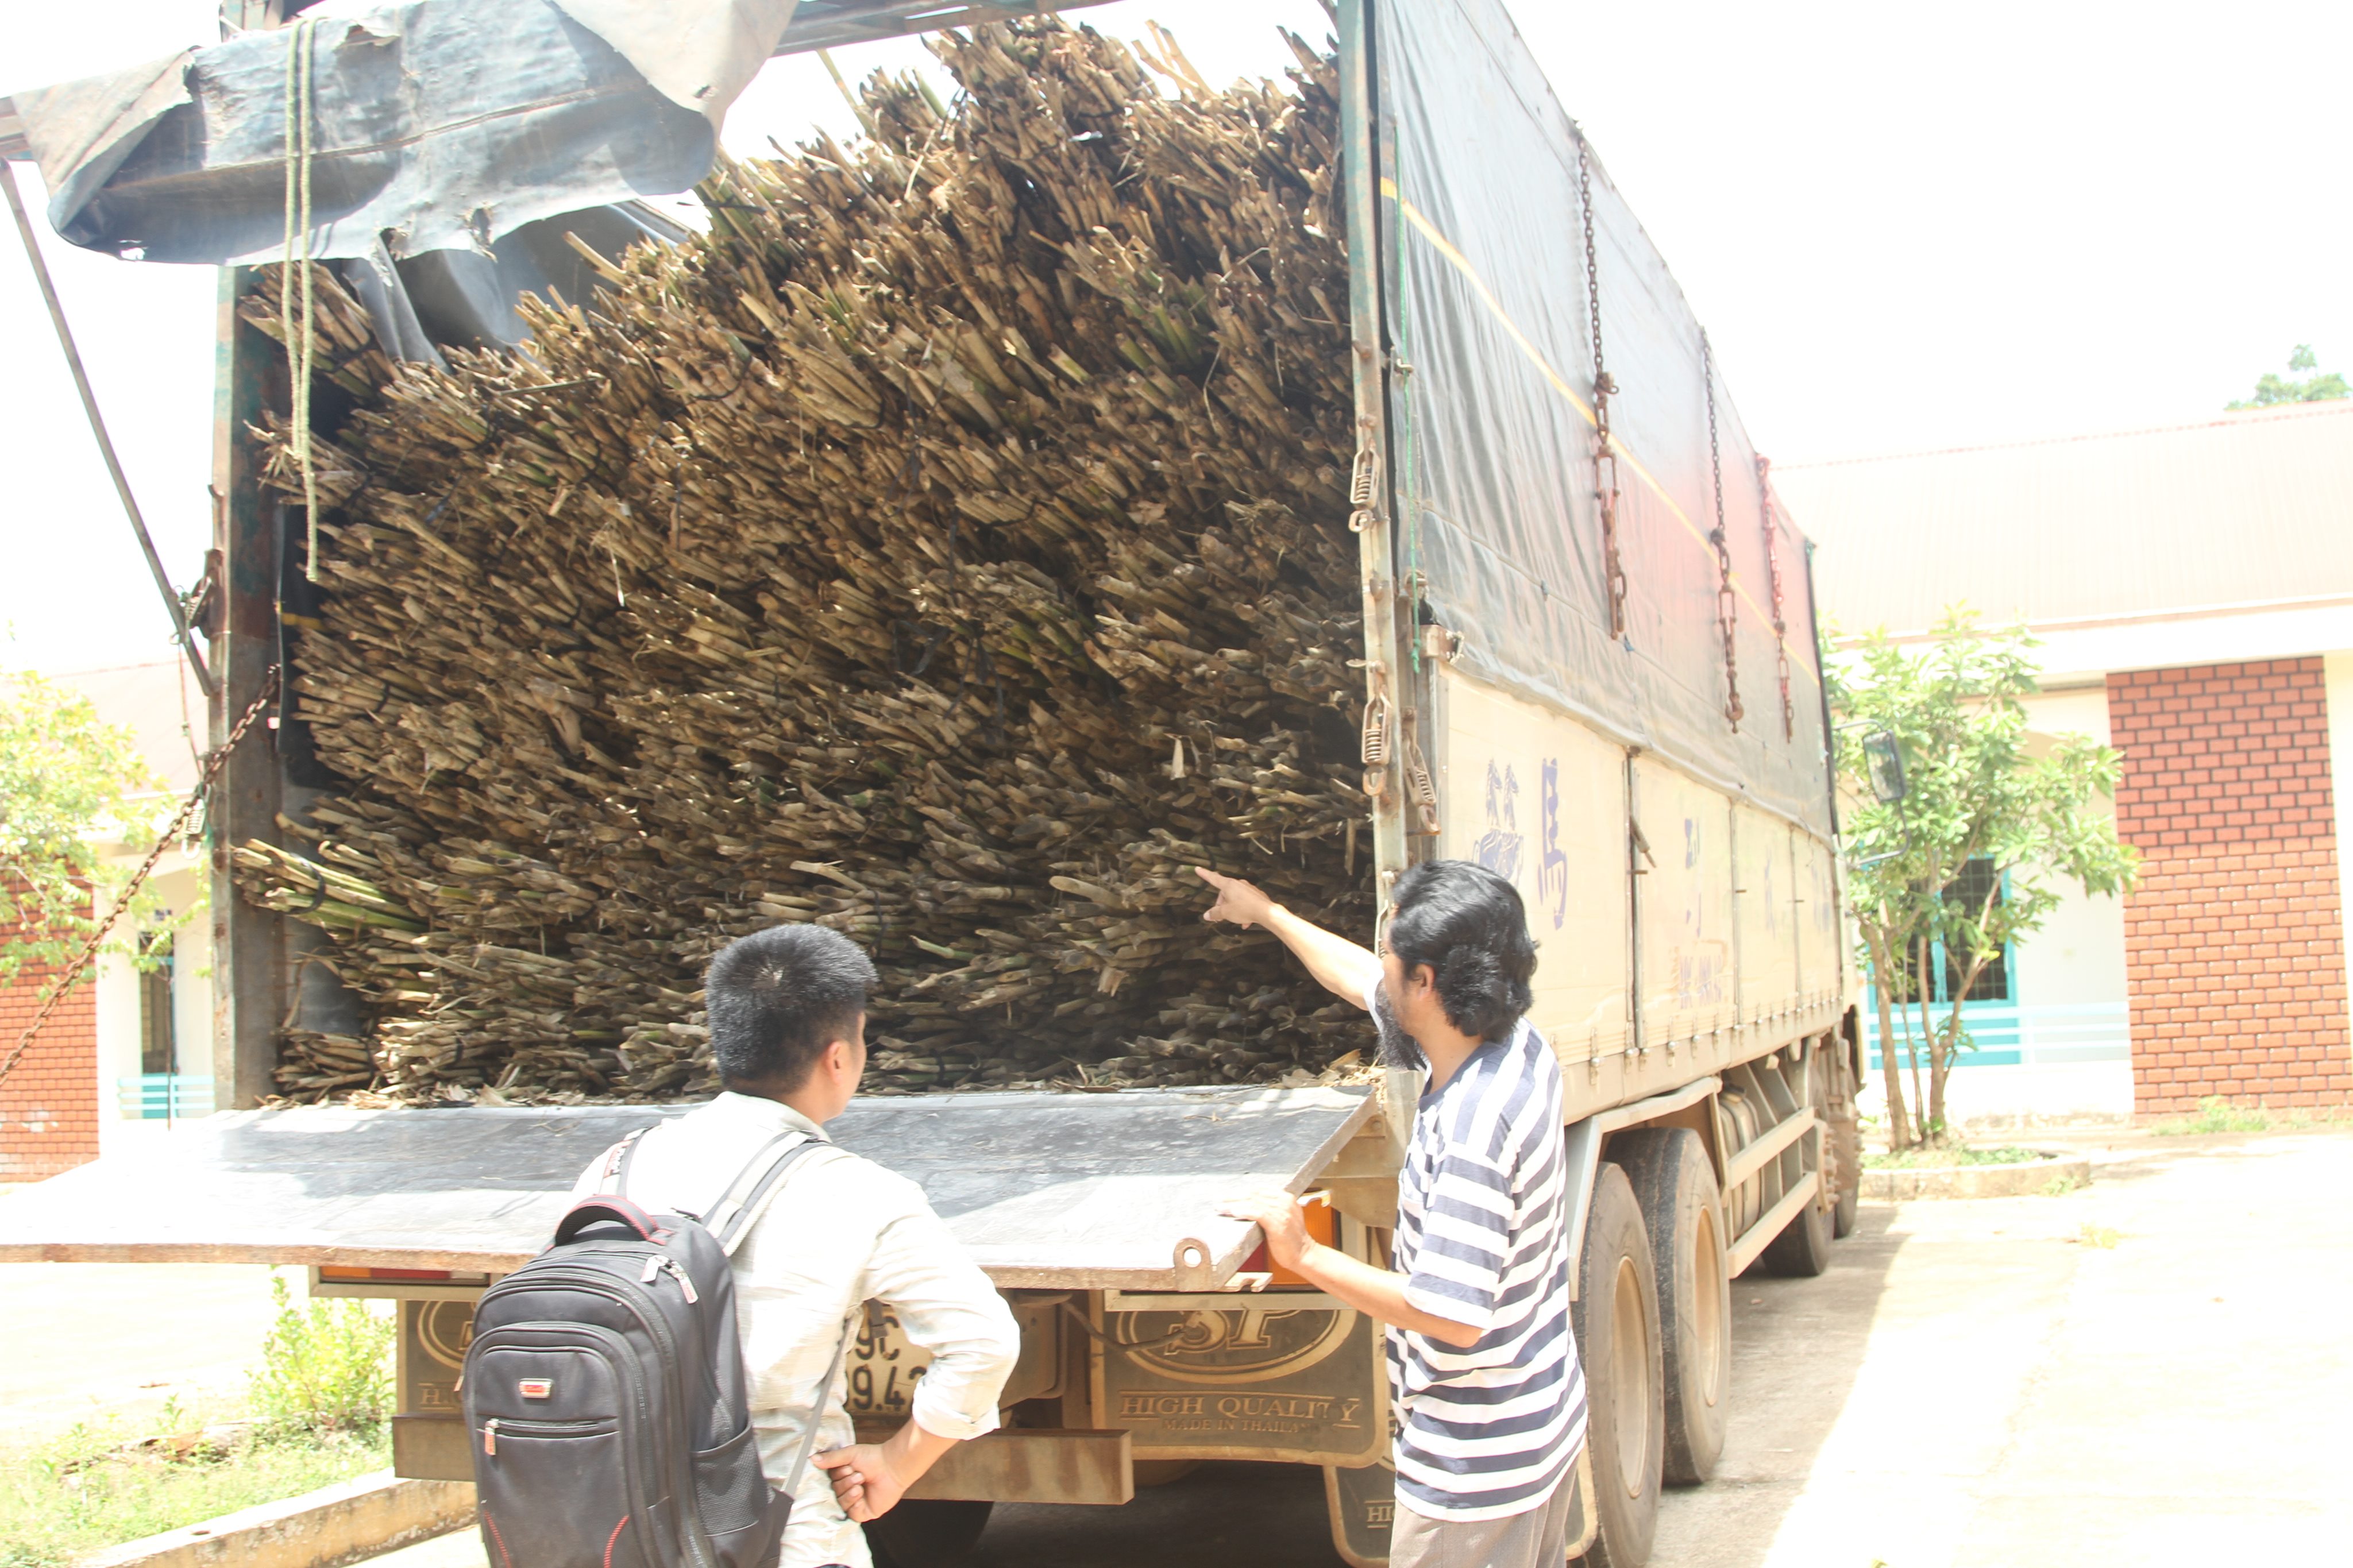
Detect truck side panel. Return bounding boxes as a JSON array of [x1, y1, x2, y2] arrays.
[[1434, 673, 1631, 1065], [1733, 806, 1802, 1024], [1432, 667, 1845, 1123], [1631, 757, 1737, 1050]]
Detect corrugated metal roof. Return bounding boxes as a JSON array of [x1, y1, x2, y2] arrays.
[[1773, 400, 2353, 637]]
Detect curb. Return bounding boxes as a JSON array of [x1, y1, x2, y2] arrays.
[[80, 1472, 474, 1568], [1863, 1156, 2092, 1201]]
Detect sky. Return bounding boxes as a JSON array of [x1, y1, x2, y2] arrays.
[[2, 0, 2347, 675]]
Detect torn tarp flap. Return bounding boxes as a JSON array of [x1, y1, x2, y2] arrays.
[[49, 0, 716, 267], [549, 0, 800, 122], [10, 50, 195, 228]]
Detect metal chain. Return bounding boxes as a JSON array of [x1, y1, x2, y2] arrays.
[[1757, 454, 1794, 740], [0, 668, 283, 1092], [1575, 125, 1629, 639], [1702, 333, 1742, 729]]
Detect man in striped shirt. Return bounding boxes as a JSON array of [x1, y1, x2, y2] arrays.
[[1207, 859, 1583, 1567]]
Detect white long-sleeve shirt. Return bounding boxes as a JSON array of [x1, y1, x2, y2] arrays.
[[573, 1092, 1020, 1568]]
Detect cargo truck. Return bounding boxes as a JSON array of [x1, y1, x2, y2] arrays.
[[0, 1, 1862, 1564]]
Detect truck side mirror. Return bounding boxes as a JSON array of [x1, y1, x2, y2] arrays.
[[1862, 729, 1907, 804]]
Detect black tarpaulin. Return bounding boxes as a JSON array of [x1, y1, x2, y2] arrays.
[[1374, 0, 1831, 836]]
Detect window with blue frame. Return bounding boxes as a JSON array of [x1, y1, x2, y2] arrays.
[[1870, 858, 2023, 1069], [1940, 858, 2012, 1002]]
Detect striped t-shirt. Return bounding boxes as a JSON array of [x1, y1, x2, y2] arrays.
[[1384, 999, 1584, 1522]]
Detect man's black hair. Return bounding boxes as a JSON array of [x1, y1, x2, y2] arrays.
[[707, 924, 878, 1094], [1385, 859, 1537, 1041]]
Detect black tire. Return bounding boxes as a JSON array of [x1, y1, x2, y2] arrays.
[[1833, 1177, 1860, 1240], [1826, 1034, 1862, 1239], [1759, 1190, 1833, 1277], [1609, 1129, 1731, 1485], [1571, 1162, 1664, 1568], [864, 1500, 993, 1568]]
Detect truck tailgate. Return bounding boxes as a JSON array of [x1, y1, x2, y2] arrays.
[[0, 1086, 1375, 1291]]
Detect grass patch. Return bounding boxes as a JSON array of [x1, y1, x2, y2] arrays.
[[0, 1412, 388, 1568], [2147, 1097, 2353, 1136], [2077, 1224, 2121, 1249], [1862, 1144, 2051, 1169], [2039, 1172, 2085, 1197], [2148, 1097, 2273, 1136], [0, 1276, 398, 1568]]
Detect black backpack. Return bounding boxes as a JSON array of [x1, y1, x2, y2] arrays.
[[464, 1129, 850, 1568]]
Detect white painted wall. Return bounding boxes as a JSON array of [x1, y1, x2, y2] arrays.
[[90, 858, 207, 1155], [1856, 684, 2135, 1126]]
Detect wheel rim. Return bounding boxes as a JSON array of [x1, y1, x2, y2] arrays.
[[1610, 1256, 1652, 1498], [1693, 1203, 1727, 1408]]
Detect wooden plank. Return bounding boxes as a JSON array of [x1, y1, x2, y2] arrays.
[[0, 1087, 1375, 1291]]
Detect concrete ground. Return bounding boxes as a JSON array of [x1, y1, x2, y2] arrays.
[[0, 1258, 293, 1437], [1653, 1126, 2353, 1567]]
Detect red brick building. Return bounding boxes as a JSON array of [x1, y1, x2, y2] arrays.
[[1779, 401, 2353, 1121], [2107, 660, 2351, 1113], [0, 660, 211, 1183], [0, 923, 102, 1182]]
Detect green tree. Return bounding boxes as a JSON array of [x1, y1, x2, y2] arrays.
[[2227, 343, 2349, 410], [0, 670, 165, 984], [1830, 614, 2139, 1149]]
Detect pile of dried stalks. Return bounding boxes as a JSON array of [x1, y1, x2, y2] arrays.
[[236, 19, 1375, 1104]]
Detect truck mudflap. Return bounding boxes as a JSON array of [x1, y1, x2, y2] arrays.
[[0, 1086, 1375, 1291]]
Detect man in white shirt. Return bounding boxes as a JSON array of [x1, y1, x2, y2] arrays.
[[574, 925, 1020, 1568]]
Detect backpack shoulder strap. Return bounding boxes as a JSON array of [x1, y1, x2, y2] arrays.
[[596, 1126, 655, 1197], [781, 1309, 860, 1501], [704, 1132, 842, 1255]]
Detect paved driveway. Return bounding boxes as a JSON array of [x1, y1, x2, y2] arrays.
[[1655, 1129, 2353, 1567], [0, 1258, 291, 1436]]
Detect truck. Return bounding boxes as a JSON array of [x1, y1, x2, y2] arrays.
[[0, 1, 1861, 1564]]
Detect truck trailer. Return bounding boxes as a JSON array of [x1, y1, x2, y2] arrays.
[[0, 1, 1861, 1564]]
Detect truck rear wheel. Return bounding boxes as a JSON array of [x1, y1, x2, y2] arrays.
[[864, 1500, 992, 1568], [1609, 1128, 1730, 1485], [1758, 1192, 1833, 1277], [1572, 1163, 1664, 1567]]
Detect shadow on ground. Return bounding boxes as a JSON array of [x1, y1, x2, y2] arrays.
[[1648, 1206, 1906, 1568], [969, 1458, 1342, 1567]]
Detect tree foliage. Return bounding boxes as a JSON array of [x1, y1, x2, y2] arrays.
[[2227, 343, 2349, 410], [0, 670, 164, 984], [1829, 615, 2139, 1148]]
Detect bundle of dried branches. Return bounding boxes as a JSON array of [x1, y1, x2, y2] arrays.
[[237, 19, 1376, 1104]]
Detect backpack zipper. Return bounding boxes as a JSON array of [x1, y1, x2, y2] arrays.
[[483, 1417, 497, 1456], [639, 1256, 700, 1304]]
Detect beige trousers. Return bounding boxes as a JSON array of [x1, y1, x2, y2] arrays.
[[1387, 1471, 1577, 1568]]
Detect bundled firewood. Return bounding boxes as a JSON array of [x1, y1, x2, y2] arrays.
[[237, 19, 1378, 1105]]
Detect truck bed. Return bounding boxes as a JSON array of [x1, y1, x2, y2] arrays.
[[0, 1086, 1376, 1291]]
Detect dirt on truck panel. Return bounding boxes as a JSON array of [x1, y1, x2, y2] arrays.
[[233, 20, 1384, 1107]]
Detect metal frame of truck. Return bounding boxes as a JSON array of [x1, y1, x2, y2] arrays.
[[3, 3, 1862, 1565]]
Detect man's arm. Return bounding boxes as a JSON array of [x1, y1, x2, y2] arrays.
[[1196, 867, 1382, 1006], [814, 1197, 1021, 1523], [1220, 1192, 1483, 1350]]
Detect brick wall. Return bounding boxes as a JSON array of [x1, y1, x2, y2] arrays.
[[0, 926, 101, 1181], [2108, 658, 2353, 1115]]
